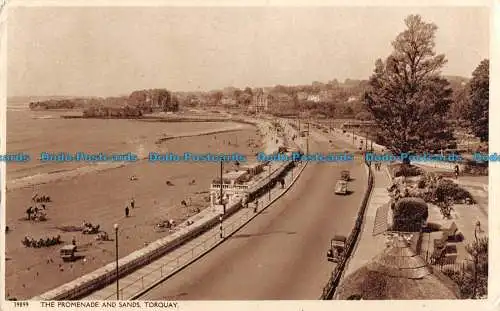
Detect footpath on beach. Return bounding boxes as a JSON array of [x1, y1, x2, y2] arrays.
[[35, 117, 308, 300]]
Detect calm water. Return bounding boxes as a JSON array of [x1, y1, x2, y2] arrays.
[[7, 103, 241, 182]]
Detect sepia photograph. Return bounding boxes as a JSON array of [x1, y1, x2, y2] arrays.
[[4, 3, 492, 304]]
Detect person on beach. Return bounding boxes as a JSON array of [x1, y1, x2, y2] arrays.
[[26, 207, 33, 220], [125, 206, 130, 217], [130, 198, 135, 209]]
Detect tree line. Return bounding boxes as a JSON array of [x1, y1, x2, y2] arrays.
[[30, 89, 180, 118]]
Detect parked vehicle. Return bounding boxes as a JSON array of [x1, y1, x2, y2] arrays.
[[341, 170, 350, 181], [60, 245, 77, 262], [335, 180, 349, 195], [327, 235, 347, 263]]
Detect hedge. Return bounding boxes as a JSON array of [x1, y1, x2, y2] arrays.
[[392, 197, 429, 232]]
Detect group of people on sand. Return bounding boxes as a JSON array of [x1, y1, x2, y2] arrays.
[[33, 194, 51, 203], [26, 205, 46, 221], [26, 193, 50, 221], [22, 235, 61, 248]]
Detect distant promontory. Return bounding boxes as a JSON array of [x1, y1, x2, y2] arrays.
[[29, 89, 179, 118]]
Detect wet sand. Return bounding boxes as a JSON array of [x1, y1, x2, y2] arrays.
[[5, 117, 263, 299]]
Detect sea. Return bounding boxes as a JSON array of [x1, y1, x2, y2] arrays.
[[6, 101, 236, 189]]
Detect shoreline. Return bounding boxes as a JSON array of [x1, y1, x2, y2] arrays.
[[6, 123, 249, 191], [6, 127, 264, 299]]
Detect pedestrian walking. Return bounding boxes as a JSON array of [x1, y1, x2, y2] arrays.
[[254, 200, 258, 213], [125, 206, 130, 217], [454, 164, 460, 179], [130, 198, 135, 209]]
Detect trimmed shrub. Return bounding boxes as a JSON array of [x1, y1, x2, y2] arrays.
[[392, 197, 429, 232], [435, 180, 474, 203], [417, 178, 426, 189]]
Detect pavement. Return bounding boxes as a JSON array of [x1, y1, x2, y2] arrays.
[[342, 164, 393, 277], [453, 176, 488, 216], [139, 129, 368, 300]]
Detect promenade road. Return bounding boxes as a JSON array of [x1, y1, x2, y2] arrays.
[[141, 132, 367, 300]]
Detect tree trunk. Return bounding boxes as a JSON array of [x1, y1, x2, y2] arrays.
[[403, 157, 411, 165]]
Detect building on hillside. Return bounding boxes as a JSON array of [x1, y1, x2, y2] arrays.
[[335, 234, 460, 300], [250, 91, 271, 113], [297, 92, 309, 101], [347, 96, 358, 103], [318, 90, 333, 102], [307, 94, 321, 103], [221, 96, 238, 107]]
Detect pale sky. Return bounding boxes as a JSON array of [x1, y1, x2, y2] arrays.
[[7, 6, 490, 97]]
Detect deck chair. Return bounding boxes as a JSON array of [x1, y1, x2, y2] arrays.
[[442, 222, 458, 241], [431, 246, 446, 264]]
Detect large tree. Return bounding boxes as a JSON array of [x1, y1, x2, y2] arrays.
[[466, 59, 489, 142], [364, 15, 455, 159]]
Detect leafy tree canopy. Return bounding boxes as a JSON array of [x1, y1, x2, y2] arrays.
[[466, 59, 489, 142], [364, 15, 455, 155]]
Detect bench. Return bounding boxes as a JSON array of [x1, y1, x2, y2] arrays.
[[431, 223, 460, 263]]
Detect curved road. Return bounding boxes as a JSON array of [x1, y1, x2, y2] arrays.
[[142, 132, 367, 300]]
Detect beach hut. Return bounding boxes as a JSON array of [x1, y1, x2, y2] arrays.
[[334, 235, 460, 300], [212, 171, 249, 186], [241, 163, 265, 177]]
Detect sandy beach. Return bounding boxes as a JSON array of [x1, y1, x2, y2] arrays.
[[5, 107, 264, 299]]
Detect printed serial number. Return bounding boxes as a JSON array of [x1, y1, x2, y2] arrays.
[[12, 301, 29, 308]]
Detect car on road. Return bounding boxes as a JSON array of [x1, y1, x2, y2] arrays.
[[327, 235, 347, 263], [335, 180, 349, 195], [341, 170, 350, 181]]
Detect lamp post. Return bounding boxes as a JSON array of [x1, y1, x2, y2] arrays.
[[114, 223, 119, 300], [351, 122, 355, 145], [306, 120, 310, 155], [268, 165, 272, 201], [472, 221, 481, 298], [365, 130, 368, 152], [220, 160, 225, 214], [219, 214, 223, 239]]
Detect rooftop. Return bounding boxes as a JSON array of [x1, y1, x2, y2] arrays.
[[335, 235, 460, 300]]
